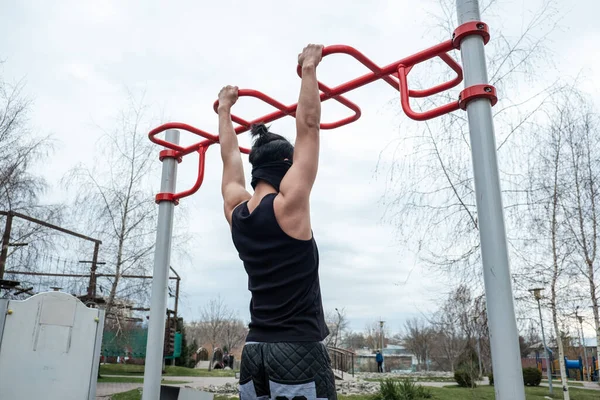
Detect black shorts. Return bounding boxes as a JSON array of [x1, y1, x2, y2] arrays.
[[239, 342, 337, 400]]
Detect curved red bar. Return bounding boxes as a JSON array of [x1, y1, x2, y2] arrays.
[[172, 144, 209, 201], [397, 65, 460, 121], [408, 53, 463, 98], [213, 88, 362, 131], [148, 122, 250, 157]]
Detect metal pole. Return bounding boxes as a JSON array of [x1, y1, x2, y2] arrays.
[[379, 320, 385, 372], [536, 297, 553, 394], [456, 1, 525, 398], [87, 242, 100, 299], [170, 266, 180, 317], [578, 315, 590, 382], [0, 211, 14, 281], [476, 335, 483, 377], [142, 129, 180, 400]]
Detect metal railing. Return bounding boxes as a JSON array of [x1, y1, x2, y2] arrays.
[[327, 346, 355, 379]]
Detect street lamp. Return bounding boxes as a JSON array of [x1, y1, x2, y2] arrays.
[[529, 288, 553, 395], [379, 320, 385, 372], [575, 308, 591, 382]]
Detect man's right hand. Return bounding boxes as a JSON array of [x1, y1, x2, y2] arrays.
[[218, 85, 239, 112], [298, 44, 324, 69]]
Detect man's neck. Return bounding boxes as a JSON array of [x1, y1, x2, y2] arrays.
[[253, 181, 277, 198]]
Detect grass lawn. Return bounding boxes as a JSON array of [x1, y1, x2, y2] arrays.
[[99, 364, 236, 377], [110, 387, 598, 400], [541, 379, 584, 387], [111, 389, 142, 400], [364, 377, 455, 383], [98, 376, 190, 384], [426, 385, 596, 399]]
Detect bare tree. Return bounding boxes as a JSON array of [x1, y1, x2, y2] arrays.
[[402, 317, 434, 370], [64, 95, 160, 321], [0, 65, 65, 288], [363, 321, 388, 351], [428, 286, 473, 372], [526, 94, 575, 398], [198, 296, 234, 370], [221, 318, 248, 354], [558, 93, 600, 373], [342, 331, 367, 350], [324, 308, 349, 348], [0, 71, 51, 212]]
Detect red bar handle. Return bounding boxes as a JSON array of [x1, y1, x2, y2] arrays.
[[212, 88, 361, 131], [172, 144, 209, 202], [148, 123, 250, 157], [155, 143, 211, 204], [398, 64, 460, 121], [407, 53, 463, 98]]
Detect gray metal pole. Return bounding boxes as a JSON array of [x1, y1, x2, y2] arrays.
[[456, 1, 525, 398], [476, 335, 483, 378], [380, 320, 385, 372], [142, 129, 180, 400], [578, 316, 590, 382], [537, 298, 553, 394]]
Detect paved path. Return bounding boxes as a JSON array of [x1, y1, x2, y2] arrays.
[[96, 376, 238, 399], [96, 383, 142, 399]]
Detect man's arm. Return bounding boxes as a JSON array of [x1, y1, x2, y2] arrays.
[[279, 44, 323, 207], [218, 85, 251, 224]]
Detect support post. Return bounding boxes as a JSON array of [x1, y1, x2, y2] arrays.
[[536, 298, 553, 393], [577, 314, 590, 382], [87, 242, 100, 299], [0, 211, 13, 281], [142, 129, 180, 400], [456, 1, 525, 398]]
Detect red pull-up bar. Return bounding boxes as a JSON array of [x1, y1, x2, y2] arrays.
[[148, 21, 496, 203]]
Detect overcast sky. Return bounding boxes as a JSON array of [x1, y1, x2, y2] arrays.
[[2, 0, 600, 335]]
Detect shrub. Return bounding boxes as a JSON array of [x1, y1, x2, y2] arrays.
[[454, 369, 477, 388], [374, 378, 433, 400], [488, 372, 494, 386], [522, 367, 542, 386]]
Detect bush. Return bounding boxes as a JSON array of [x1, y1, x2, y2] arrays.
[[488, 372, 494, 386], [522, 367, 542, 386], [374, 379, 433, 400], [454, 369, 476, 388]]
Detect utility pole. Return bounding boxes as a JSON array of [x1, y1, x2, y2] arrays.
[[575, 308, 590, 382], [80, 242, 104, 300], [0, 211, 14, 281], [379, 320, 385, 372], [530, 288, 553, 395]]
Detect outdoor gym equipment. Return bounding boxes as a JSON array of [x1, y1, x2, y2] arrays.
[[143, 1, 525, 399]]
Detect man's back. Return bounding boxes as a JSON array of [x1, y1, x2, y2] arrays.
[[232, 193, 328, 342]]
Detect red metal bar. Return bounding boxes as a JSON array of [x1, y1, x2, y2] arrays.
[[172, 144, 209, 201], [398, 64, 461, 121], [212, 88, 362, 131], [149, 123, 250, 157], [148, 26, 497, 201], [155, 143, 213, 204], [408, 53, 463, 98]]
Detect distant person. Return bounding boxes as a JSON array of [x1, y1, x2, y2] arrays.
[[376, 350, 384, 373], [217, 44, 335, 400]]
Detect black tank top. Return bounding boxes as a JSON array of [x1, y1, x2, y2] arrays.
[[231, 193, 329, 342]]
